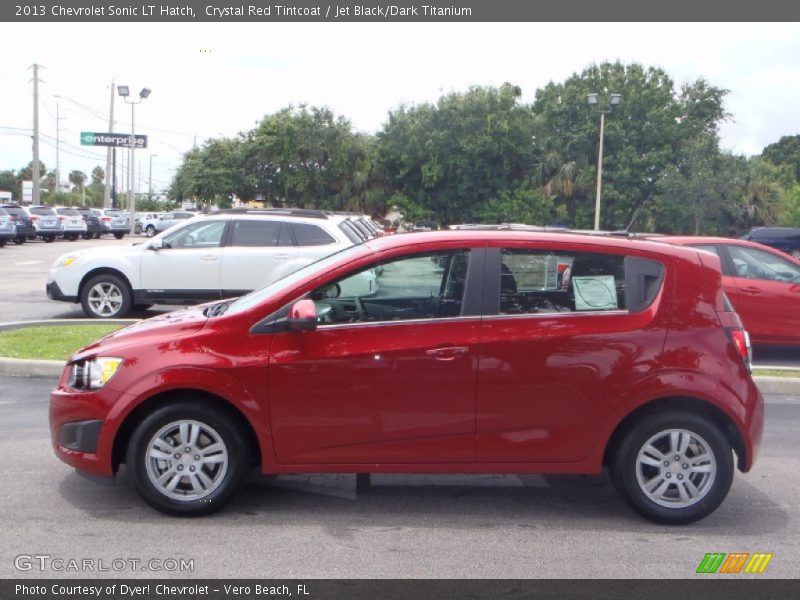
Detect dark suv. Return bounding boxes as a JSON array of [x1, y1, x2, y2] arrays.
[[0, 204, 36, 244], [739, 227, 800, 258], [74, 206, 104, 239]]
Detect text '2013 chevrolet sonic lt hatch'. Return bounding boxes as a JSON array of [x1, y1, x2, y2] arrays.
[[50, 230, 764, 524]]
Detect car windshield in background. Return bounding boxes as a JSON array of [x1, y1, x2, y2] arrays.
[[29, 206, 56, 216]]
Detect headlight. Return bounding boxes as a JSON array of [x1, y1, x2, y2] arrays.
[[68, 357, 123, 390], [55, 255, 79, 268]]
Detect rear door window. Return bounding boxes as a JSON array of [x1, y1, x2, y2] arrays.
[[229, 220, 293, 247], [496, 248, 664, 315]]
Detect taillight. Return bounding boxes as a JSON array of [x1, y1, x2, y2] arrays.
[[101, 216, 111, 222], [725, 327, 752, 372], [30, 215, 39, 221]]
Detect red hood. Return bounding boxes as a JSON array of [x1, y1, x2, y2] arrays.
[[70, 306, 209, 362]]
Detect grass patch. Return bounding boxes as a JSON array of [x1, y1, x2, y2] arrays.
[[752, 368, 800, 378], [0, 324, 124, 361]]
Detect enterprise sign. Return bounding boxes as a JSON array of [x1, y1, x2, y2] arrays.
[[80, 132, 148, 148]]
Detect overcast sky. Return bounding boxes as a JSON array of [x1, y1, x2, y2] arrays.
[[1, 22, 799, 194]]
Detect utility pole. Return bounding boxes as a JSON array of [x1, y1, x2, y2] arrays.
[[148, 154, 157, 199], [29, 64, 43, 205], [104, 80, 115, 208]]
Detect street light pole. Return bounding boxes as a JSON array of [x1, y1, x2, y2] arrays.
[[118, 86, 150, 233], [587, 92, 622, 231], [594, 111, 605, 232]]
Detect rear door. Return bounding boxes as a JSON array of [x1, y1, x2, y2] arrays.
[[476, 242, 669, 463], [219, 219, 298, 296]]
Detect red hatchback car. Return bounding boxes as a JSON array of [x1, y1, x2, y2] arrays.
[[50, 231, 764, 524], [657, 236, 800, 346]]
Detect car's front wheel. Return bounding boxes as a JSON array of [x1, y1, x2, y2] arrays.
[[611, 411, 733, 525], [80, 274, 132, 318], [126, 401, 250, 516], [145, 225, 156, 237]]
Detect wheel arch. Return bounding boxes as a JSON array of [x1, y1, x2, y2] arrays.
[[602, 396, 747, 472], [78, 267, 134, 304], [111, 388, 262, 473]]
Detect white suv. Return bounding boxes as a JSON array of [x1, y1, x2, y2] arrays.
[[46, 209, 378, 318]]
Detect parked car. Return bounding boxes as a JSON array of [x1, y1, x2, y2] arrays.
[[50, 229, 763, 523], [654, 236, 800, 346], [0, 204, 36, 244], [54, 207, 88, 241], [135, 212, 163, 236], [74, 206, 104, 239], [152, 211, 198, 235], [739, 227, 800, 259], [0, 207, 16, 247], [96, 208, 131, 239], [26, 205, 63, 242], [47, 209, 377, 318]]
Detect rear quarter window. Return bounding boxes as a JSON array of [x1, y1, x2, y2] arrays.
[[291, 223, 336, 246]]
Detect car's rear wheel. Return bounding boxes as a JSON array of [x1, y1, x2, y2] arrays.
[[82, 233, 93, 240], [114, 233, 125, 240], [80, 273, 132, 318], [44, 235, 55, 243], [126, 401, 250, 516], [146, 225, 156, 237], [611, 411, 733, 525], [13, 237, 25, 245]]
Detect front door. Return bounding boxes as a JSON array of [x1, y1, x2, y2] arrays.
[[268, 249, 480, 465], [140, 219, 227, 301]]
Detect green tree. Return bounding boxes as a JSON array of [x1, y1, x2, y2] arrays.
[[530, 62, 730, 230], [379, 83, 536, 225], [762, 135, 800, 181], [0, 170, 17, 200], [68, 170, 86, 191]]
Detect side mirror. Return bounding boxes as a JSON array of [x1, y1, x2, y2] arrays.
[[286, 299, 317, 331]]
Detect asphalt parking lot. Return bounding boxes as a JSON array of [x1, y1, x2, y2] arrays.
[[1, 375, 798, 578]]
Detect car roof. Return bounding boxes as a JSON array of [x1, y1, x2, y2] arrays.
[[361, 229, 701, 260]]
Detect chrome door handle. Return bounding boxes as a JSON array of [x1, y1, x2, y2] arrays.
[[426, 346, 469, 361]]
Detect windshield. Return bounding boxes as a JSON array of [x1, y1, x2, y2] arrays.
[[225, 244, 368, 316]]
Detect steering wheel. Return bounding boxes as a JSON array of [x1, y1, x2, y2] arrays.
[[353, 297, 369, 320]]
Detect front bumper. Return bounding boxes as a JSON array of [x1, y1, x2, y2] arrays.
[[50, 380, 117, 480], [46, 280, 77, 302]]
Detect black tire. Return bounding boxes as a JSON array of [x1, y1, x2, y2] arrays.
[[13, 237, 25, 245], [94, 232, 102, 239], [610, 410, 733, 525], [0, 239, 6, 248], [80, 273, 133, 318], [126, 400, 250, 516], [133, 303, 154, 311], [114, 232, 125, 240], [82, 233, 93, 240], [44, 235, 55, 243], [146, 225, 156, 237], [68, 235, 78, 242]]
